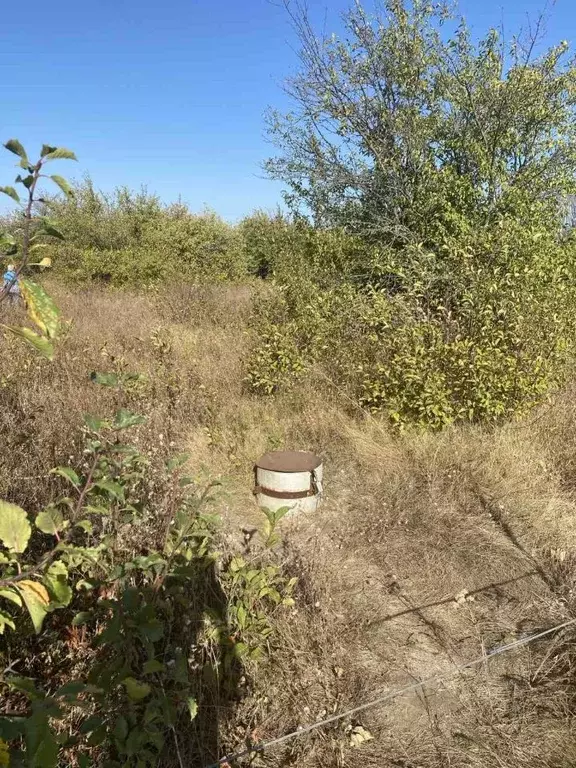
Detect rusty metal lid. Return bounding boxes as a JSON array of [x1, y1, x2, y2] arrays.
[[255, 450, 322, 473]]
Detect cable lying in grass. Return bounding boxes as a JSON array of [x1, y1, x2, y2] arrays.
[[205, 616, 576, 768]]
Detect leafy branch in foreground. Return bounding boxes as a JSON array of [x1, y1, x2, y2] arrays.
[[0, 139, 77, 359], [0, 389, 296, 766]]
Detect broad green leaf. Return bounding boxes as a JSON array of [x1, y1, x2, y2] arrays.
[[84, 414, 107, 432], [0, 715, 26, 739], [0, 587, 22, 606], [113, 408, 146, 429], [79, 714, 104, 735], [15, 174, 34, 189], [142, 659, 165, 674], [187, 697, 198, 721], [0, 611, 16, 634], [90, 371, 119, 387], [86, 725, 106, 747], [122, 677, 151, 701], [41, 144, 57, 157], [72, 611, 92, 627], [50, 174, 74, 197], [94, 479, 124, 500], [75, 519, 93, 533], [50, 466, 80, 488], [0, 186, 20, 203], [19, 279, 60, 339], [44, 561, 72, 607], [35, 507, 65, 535], [4, 139, 28, 163], [232, 641, 249, 659], [4, 326, 54, 360], [16, 580, 50, 633], [25, 709, 59, 767], [167, 453, 190, 472], [43, 147, 77, 161], [113, 716, 128, 741], [0, 501, 31, 552], [236, 603, 247, 629], [6, 676, 43, 698]]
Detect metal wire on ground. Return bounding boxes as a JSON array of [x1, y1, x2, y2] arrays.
[[204, 617, 576, 768]]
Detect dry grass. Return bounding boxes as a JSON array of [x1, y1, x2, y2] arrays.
[[2, 282, 576, 767]]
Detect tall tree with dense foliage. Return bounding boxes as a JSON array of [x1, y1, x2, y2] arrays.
[[267, 0, 576, 244], [250, 1, 576, 427]]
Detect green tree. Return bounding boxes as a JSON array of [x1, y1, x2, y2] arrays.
[[267, 0, 576, 245]]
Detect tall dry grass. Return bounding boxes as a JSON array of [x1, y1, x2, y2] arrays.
[[2, 282, 576, 767]]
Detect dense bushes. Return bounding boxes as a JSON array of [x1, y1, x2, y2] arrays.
[[246, 0, 576, 428], [45, 180, 248, 285], [246, 218, 576, 428], [31, 179, 576, 429]]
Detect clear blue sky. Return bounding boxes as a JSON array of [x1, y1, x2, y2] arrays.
[[1, 0, 574, 220]]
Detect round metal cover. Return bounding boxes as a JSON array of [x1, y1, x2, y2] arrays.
[[256, 450, 321, 473]]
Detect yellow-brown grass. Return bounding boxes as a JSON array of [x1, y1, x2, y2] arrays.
[[2, 282, 576, 767]]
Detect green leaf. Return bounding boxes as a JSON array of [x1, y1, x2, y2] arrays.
[[75, 519, 93, 534], [86, 725, 107, 747], [35, 507, 65, 535], [79, 714, 104, 735], [142, 659, 165, 675], [41, 144, 57, 158], [4, 139, 29, 163], [0, 587, 22, 606], [236, 603, 247, 629], [187, 697, 198, 721], [94, 479, 124, 500], [0, 186, 20, 203], [7, 676, 43, 698], [15, 580, 50, 633], [0, 500, 31, 552], [44, 561, 72, 607], [137, 618, 164, 642], [72, 611, 92, 627], [90, 371, 119, 387], [4, 326, 54, 360], [19, 279, 60, 339], [232, 641, 249, 659], [167, 453, 190, 472], [113, 716, 128, 741], [25, 709, 59, 767], [50, 466, 80, 488], [113, 408, 146, 429], [0, 715, 26, 739], [15, 174, 34, 189], [122, 677, 151, 701], [42, 147, 77, 161], [0, 611, 16, 634], [84, 414, 107, 432], [50, 174, 74, 197]]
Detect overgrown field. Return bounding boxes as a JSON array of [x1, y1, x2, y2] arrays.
[[4, 1, 576, 764], [2, 283, 576, 767]]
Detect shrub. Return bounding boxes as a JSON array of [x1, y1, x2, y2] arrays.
[[45, 181, 247, 286], [248, 219, 576, 429]]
